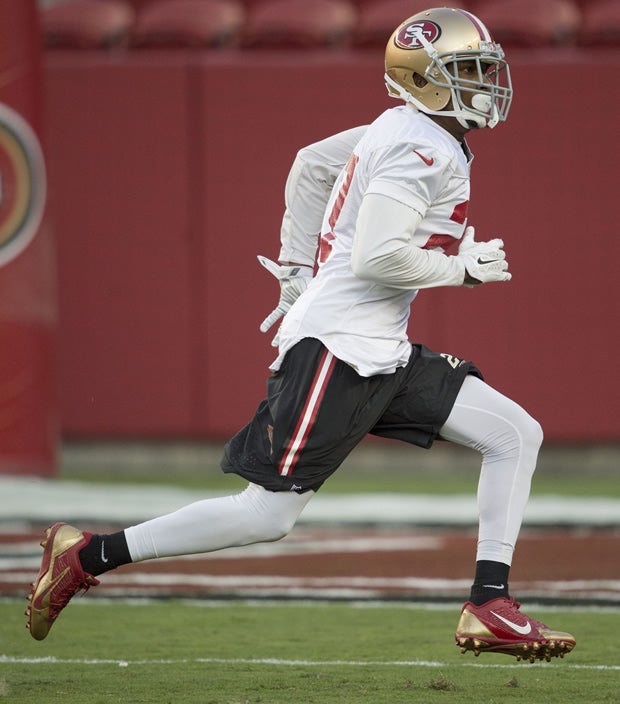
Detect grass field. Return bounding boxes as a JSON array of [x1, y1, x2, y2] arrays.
[[2, 600, 619, 704], [60, 452, 620, 498]]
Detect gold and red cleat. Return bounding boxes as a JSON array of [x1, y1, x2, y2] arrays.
[[455, 597, 576, 663], [25, 522, 99, 640]]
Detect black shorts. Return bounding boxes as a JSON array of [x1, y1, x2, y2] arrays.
[[221, 337, 481, 493]]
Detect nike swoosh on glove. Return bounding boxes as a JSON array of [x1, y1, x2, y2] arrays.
[[257, 255, 313, 346], [457, 226, 512, 284]]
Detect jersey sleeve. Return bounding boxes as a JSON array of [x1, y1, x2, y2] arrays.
[[278, 126, 368, 266], [352, 192, 465, 289], [363, 141, 451, 218]]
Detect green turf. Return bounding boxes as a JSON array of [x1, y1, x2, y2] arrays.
[[2, 600, 618, 704], [58, 440, 620, 497], [59, 464, 620, 498]]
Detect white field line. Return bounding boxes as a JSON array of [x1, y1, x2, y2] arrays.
[[2, 572, 473, 588], [4, 595, 620, 612], [0, 654, 618, 671], [5, 571, 620, 593], [4, 571, 620, 604], [2, 475, 619, 525], [6, 571, 620, 592]]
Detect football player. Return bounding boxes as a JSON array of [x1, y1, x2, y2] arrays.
[[27, 7, 574, 662]]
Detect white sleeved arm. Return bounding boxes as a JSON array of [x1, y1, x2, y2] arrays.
[[278, 126, 367, 266], [351, 193, 466, 289]]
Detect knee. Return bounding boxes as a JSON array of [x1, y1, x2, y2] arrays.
[[267, 513, 296, 542], [485, 407, 543, 462], [520, 412, 544, 454], [499, 411, 543, 470], [248, 511, 296, 544], [238, 484, 306, 543]]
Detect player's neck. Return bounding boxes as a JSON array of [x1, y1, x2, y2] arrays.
[[427, 114, 470, 143]]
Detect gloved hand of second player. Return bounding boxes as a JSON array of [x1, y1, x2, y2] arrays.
[[457, 226, 511, 284], [257, 256, 313, 343]]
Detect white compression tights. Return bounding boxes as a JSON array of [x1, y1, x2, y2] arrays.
[[439, 374, 543, 566], [125, 482, 314, 562], [126, 375, 541, 567]]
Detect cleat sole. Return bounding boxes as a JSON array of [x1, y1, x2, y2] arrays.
[[456, 636, 575, 663]]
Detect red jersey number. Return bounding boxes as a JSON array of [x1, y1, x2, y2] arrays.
[[318, 154, 359, 264]]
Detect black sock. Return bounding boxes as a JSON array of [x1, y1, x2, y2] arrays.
[[79, 531, 132, 576], [469, 560, 510, 605]]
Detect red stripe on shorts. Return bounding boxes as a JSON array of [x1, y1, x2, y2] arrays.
[[278, 349, 336, 477]]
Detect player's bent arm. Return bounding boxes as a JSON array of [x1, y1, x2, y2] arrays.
[[351, 193, 466, 289], [278, 126, 368, 267]]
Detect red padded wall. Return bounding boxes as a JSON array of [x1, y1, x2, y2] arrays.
[[45, 54, 196, 434]]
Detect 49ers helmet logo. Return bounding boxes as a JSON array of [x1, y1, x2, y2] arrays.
[[394, 20, 441, 49], [0, 103, 47, 267]]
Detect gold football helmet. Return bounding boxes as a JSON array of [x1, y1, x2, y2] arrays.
[[384, 7, 512, 129]]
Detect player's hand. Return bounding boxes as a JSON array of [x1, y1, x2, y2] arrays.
[[457, 226, 511, 285], [257, 256, 313, 345]]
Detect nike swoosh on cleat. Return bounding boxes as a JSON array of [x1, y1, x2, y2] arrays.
[[490, 611, 532, 635], [101, 542, 109, 563], [33, 568, 70, 609]]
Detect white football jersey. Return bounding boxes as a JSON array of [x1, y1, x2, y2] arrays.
[[273, 105, 472, 377]]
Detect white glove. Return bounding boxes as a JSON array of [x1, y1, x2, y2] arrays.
[[257, 255, 313, 345], [457, 226, 511, 284]]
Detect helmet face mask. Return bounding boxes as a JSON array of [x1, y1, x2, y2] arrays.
[[384, 8, 513, 129]]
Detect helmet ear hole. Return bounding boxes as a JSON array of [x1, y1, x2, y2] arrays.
[[413, 73, 427, 89]]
